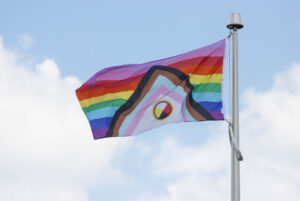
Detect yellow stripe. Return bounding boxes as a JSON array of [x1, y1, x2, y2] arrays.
[[189, 74, 222, 84], [80, 91, 134, 108]]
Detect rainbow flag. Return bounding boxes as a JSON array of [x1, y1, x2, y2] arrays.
[[76, 39, 225, 139]]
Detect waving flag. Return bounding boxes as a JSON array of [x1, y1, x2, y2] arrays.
[[76, 39, 225, 139]]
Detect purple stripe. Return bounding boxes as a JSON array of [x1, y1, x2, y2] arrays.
[[209, 111, 224, 120], [92, 127, 108, 139], [86, 40, 225, 84]]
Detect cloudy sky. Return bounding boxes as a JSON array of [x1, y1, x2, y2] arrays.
[[0, 0, 300, 201]]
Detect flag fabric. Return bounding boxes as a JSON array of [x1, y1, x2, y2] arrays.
[[76, 39, 226, 139]]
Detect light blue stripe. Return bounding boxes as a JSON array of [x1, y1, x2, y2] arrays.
[[183, 97, 196, 122], [192, 92, 222, 102], [86, 107, 119, 121]]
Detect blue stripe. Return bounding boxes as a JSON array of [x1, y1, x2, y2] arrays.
[[197, 101, 223, 112], [192, 92, 222, 102], [86, 107, 119, 121], [89, 117, 112, 130]]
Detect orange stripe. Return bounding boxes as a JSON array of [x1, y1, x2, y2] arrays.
[[77, 80, 139, 101], [173, 64, 223, 75]]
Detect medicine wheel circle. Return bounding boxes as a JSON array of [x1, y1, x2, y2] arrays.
[[152, 100, 173, 121]]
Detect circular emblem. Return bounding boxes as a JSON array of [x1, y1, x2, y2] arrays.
[[152, 100, 173, 121]]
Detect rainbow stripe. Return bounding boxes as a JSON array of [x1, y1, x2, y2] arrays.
[[76, 39, 225, 139]]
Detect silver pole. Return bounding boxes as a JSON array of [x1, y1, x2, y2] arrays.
[[227, 13, 243, 201], [232, 27, 240, 201]]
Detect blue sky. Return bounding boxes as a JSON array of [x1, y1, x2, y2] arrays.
[[0, 1, 300, 201], [1, 0, 299, 90]]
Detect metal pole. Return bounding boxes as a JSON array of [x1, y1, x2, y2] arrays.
[[227, 13, 243, 201], [232, 27, 240, 201]]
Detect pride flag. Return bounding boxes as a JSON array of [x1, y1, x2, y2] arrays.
[[76, 39, 225, 139]]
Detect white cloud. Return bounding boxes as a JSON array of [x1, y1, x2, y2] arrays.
[[146, 124, 230, 201], [144, 63, 300, 201], [0, 37, 133, 201], [18, 34, 34, 49], [240, 62, 300, 201], [153, 129, 229, 177], [133, 141, 154, 157], [36, 59, 60, 79]]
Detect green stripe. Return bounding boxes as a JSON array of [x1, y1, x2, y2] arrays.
[[192, 83, 221, 93], [82, 99, 127, 113]]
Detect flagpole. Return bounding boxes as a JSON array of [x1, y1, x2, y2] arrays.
[[227, 13, 243, 201]]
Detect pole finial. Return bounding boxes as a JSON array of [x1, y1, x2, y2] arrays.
[[227, 13, 244, 29]]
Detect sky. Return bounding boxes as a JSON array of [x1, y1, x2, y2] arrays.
[[0, 0, 300, 201]]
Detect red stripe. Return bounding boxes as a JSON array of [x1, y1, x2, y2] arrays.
[[169, 56, 223, 69], [77, 79, 139, 101]]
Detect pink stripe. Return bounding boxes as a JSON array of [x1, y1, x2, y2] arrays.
[[181, 101, 188, 122], [86, 40, 225, 84], [124, 85, 185, 136], [167, 90, 184, 103]]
